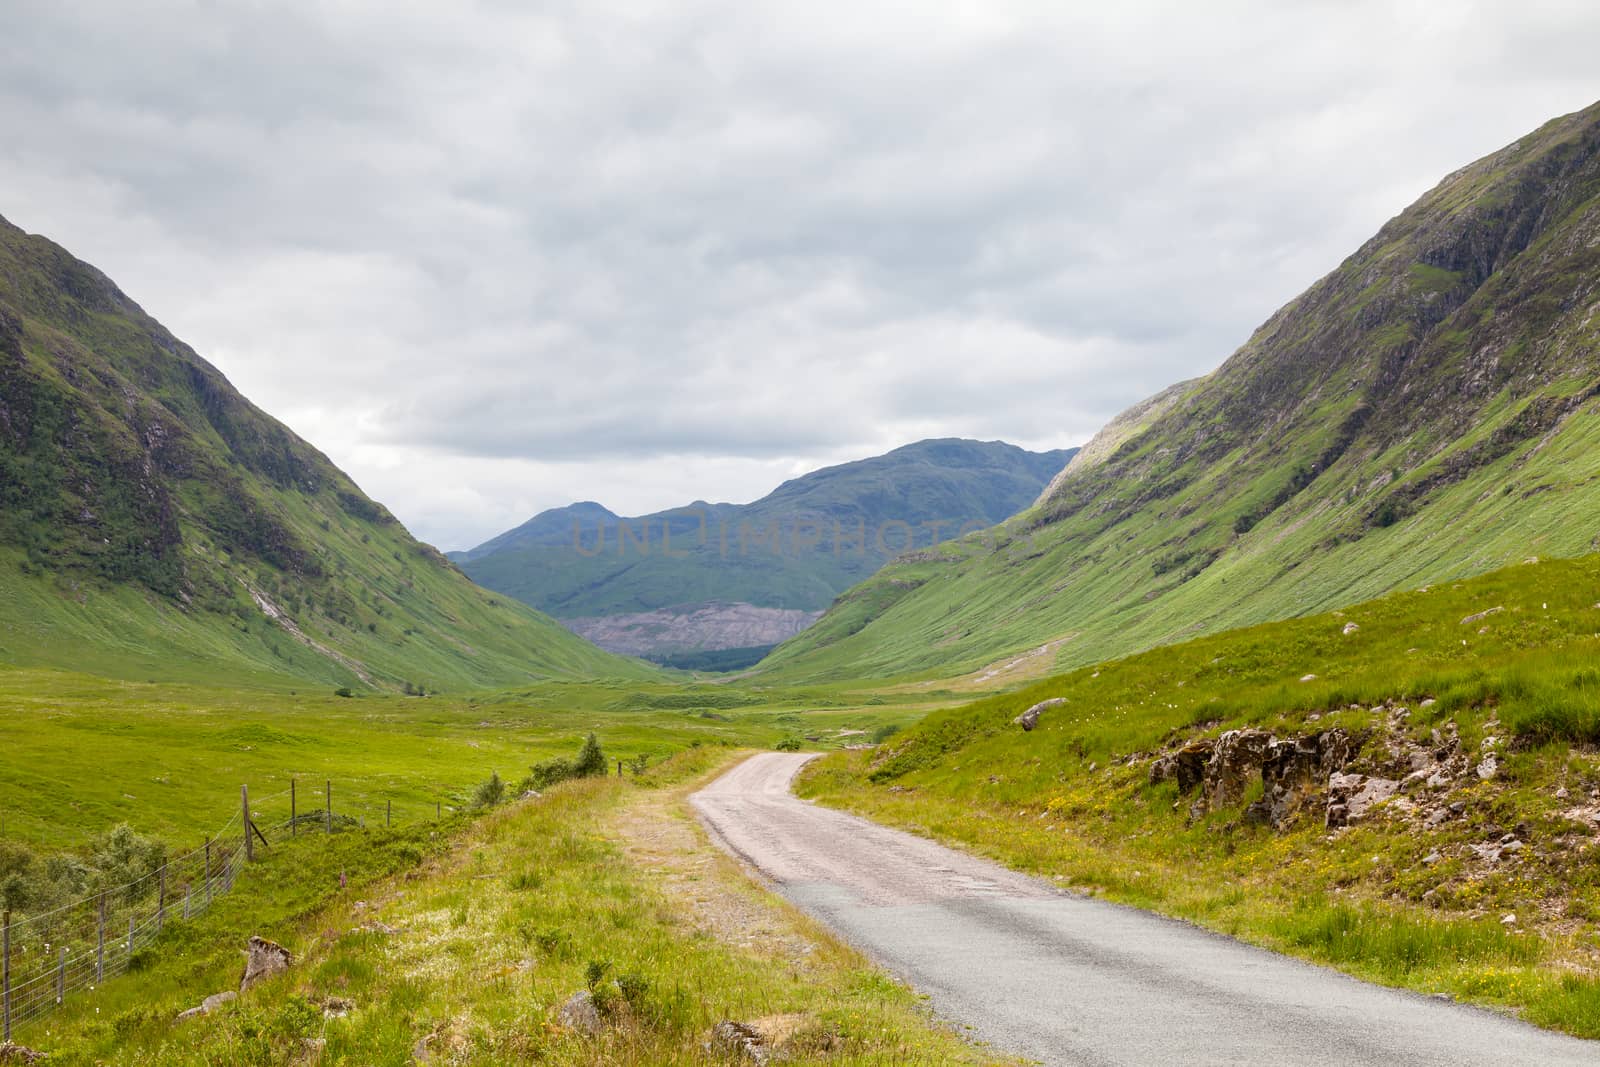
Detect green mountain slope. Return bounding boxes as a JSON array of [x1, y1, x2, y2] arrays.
[[454, 439, 1074, 660], [762, 100, 1600, 682], [0, 213, 652, 689]]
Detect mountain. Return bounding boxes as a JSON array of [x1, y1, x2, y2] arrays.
[[454, 439, 1075, 663], [0, 213, 652, 689], [761, 100, 1600, 682]]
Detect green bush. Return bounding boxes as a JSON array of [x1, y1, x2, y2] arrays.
[[775, 737, 803, 752], [472, 771, 506, 809], [574, 732, 607, 777]]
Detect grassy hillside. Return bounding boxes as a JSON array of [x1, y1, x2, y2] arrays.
[[762, 100, 1600, 683], [454, 440, 1074, 659], [799, 552, 1600, 1034], [0, 212, 645, 690]]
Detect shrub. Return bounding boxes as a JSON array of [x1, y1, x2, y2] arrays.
[[574, 732, 607, 777], [472, 771, 506, 809], [775, 737, 803, 752], [870, 723, 902, 744], [523, 757, 576, 792]]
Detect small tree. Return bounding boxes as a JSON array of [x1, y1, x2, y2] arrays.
[[574, 733, 607, 778]]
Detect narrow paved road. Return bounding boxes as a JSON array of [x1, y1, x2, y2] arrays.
[[691, 753, 1600, 1066]]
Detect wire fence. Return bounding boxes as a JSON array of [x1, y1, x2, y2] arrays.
[[0, 779, 450, 1041]]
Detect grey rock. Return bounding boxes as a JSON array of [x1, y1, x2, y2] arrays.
[[711, 1020, 772, 1064], [1014, 698, 1067, 731], [557, 990, 602, 1035], [240, 936, 293, 992]]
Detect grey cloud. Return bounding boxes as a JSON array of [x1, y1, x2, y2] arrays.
[[2, 0, 1598, 548]]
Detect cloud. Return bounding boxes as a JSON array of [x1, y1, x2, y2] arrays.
[[2, 0, 1597, 549]]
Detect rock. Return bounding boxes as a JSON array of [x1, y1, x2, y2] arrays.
[[1476, 755, 1499, 781], [1460, 607, 1504, 626], [240, 936, 294, 992], [1557, 787, 1570, 800], [556, 990, 602, 1035], [1422, 889, 1441, 909], [1150, 740, 1215, 794], [321, 996, 355, 1018], [1501, 840, 1525, 856], [1014, 698, 1067, 731], [1448, 801, 1466, 815], [0, 1045, 47, 1064], [177, 990, 238, 1021], [1501, 913, 1518, 927], [1300, 674, 1318, 683], [1205, 729, 1273, 810], [520, 790, 543, 801], [711, 1020, 772, 1064], [1252, 729, 1356, 828], [1420, 698, 1437, 709], [1326, 773, 1400, 828], [1342, 622, 1360, 635], [1422, 851, 1442, 866]]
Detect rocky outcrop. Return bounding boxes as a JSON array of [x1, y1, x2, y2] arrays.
[[1014, 698, 1067, 731], [240, 936, 293, 992], [1151, 727, 1361, 828], [711, 1020, 772, 1064]]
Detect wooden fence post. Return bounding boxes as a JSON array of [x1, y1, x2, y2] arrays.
[[97, 891, 106, 982], [3, 908, 12, 1043], [56, 944, 66, 1005], [326, 781, 333, 834], [243, 784, 253, 862], [291, 778, 297, 837], [436, 801, 441, 821]]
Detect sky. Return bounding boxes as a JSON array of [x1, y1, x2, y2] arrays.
[[3, 2, 1598, 551]]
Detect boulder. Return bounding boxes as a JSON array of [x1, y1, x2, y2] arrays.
[[556, 990, 602, 1035], [711, 1020, 772, 1064], [1460, 606, 1504, 626], [1149, 740, 1214, 794], [1013, 698, 1067, 731], [240, 936, 293, 992], [1251, 729, 1355, 828], [1326, 773, 1399, 827], [1342, 622, 1360, 636], [1204, 729, 1273, 809]]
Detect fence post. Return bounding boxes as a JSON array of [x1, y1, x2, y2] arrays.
[[97, 891, 106, 983], [158, 864, 167, 933], [56, 944, 66, 1005], [3, 908, 12, 1043], [291, 778, 297, 837], [326, 781, 333, 834], [617, 759, 622, 777], [436, 801, 441, 821], [243, 784, 253, 862]]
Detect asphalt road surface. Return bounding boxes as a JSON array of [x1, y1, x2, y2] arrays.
[[691, 752, 1600, 1066]]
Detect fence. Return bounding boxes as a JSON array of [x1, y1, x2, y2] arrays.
[[0, 778, 447, 1041]]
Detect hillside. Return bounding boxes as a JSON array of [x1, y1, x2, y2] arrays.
[[763, 100, 1600, 682], [798, 552, 1600, 1034], [0, 213, 651, 689], [455, 439, 1074, 662]]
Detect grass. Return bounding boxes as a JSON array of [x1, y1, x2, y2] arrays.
[[0, 666, 956, 850], [20, 751, 1011, 1065], [795, 552, 1600, 1037]]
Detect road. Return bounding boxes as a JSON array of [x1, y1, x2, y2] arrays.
[[691, 752, 1600, 1066]]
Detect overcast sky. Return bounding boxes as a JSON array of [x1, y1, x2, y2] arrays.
[[3, 1, 1598, 550]]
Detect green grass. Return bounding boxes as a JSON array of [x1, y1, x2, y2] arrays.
[[796, 552, 1600, 1037], [22, 754, 1008, 1065]]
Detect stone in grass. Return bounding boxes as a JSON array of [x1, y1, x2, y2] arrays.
[[556, 990, 603, 1035], [0, 1043, 48, 1064], [176, 989, 238, 1021], [1013, 698, 1066, 731], [711, 1020, 772, 1064], [241, 936, 294, 992]]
